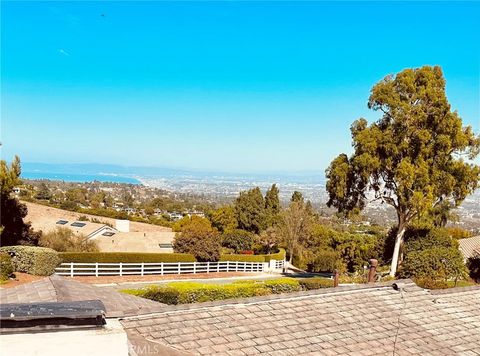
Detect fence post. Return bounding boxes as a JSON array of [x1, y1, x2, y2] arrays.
[[236, 261, 238, 272], [141, 262, 144, 277], [333, 269, 339, 287], [217, 262, 220, 273], [95, 262, 98, 277], [161, 262, 164, 276], [178, 263, 181, 274], [226, 261, 229, 272], [207, 262, 210, 273], [120, 262, 123, 276], [70, 262, 74, 277]]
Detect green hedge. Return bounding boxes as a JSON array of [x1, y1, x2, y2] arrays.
[[123, 278, 305, 305], [60, 250, 285, 264], [0, 246, 60, 276], [59, 252, 196, 263], [298, 277, 334, 290], [263, 248, 286, 262], [220, 254, 265, 262], [0, 253, 14, 281]]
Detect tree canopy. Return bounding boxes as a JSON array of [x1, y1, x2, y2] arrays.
[[326, 66, 480, 276], [1, 156, 40, 246], [234, 187, 266, 234]]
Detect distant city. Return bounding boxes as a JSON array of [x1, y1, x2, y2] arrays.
[[21, 162, 480, 231]]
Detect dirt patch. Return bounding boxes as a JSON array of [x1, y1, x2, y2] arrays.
[[0, 272, 45, 289], [71, 272, 265, 284]]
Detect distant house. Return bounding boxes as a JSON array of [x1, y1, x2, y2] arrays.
[[56, 220, 118, 240]]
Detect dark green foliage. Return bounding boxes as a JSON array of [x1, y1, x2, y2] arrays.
[[398, 247, 467, 281], [0, 253, 14, 281], [262, 278, 301, 293], [0, 246, 61, 276], [234, 187, 266, 234], [1, 156, 40, 247], [263, 248, 286, 262], [60, 252, 196, 263], [173, 216, 222, 262], [208, 206, 238, 233], [290, 191, 304, 203], [298, 277, 334, 290], [265, 184, 280, 226], [221, 229, 254, 253], [35, 182, 51, 200], [219, 254, 265, 262], [467, 253, 480, 282], [311, 250, 340, 273]]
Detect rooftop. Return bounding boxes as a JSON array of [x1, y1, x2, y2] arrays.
[[459, 235, 480, 260], [121, 280, 480, 355], [0, 275, 165, 318]]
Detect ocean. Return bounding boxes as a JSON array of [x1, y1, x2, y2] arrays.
[[21, 171, 140, 184]]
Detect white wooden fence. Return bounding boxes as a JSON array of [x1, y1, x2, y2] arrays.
[[55, 260, 284, 277]]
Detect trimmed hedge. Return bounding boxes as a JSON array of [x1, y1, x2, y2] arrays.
[[0, 246, 60, 276], [123, 278, 305, 305], [59, 252, 196, 263], [263, 248, 286, 262], [60, 250, 286, 264], [220, 254, 265, 262], [0, 253, 14, 281], [298, 277, 334, 290]]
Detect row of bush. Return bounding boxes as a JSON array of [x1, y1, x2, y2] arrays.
[[59, 249, 286, 264], [123, 277, 334, 304]]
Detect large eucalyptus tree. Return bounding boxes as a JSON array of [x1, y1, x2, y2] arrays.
[[326, 66, 480, 276]]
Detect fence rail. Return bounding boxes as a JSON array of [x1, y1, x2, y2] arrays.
[[55, 260, 284, 277]]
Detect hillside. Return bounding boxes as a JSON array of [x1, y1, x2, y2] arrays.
[[23, 201, 172, 234]]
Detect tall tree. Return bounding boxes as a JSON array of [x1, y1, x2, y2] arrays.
[[277, 200, 312, 265], [234, 187, 266, 234], [291, 191, 304, 203], [326, 66, 480, 276], [264, 184, 280, 226], [209, 206, 238, 233], [1, 156, 40, 246]]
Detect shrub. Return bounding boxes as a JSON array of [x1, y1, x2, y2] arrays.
[[0, 253, 14, 280], [415, 277, 449, 290], [173, 216, 222, 262], [298, 277, 334, 290], [0, 246, 61, 276], [59, 252, 196, 263], [311, 250, 340, 273], [398, 247, 467, 281], [467, 253, 480, 282], [222, 229, 255, 253], [39, 227, 99, 252], [262, 278, 300, 293]]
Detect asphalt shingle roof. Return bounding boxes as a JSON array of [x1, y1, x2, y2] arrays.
[[0, 275, 165, 318], [459, 235, 480, 260], [121, 280, 480, 355]]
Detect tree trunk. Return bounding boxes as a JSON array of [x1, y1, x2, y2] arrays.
[[389, 224, 406, 277]]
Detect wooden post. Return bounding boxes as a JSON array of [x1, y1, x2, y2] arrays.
[[178, 263, 181, 274], [70, 262, 74, 277], [368, 259, 378, 283], [193, 262, 196, 274], [333, 269, 339, 287], [95, 262, 98, 277], [161, 262, 164, 276], [141, 263, 144, 277], [207, 262, 210, 273], [119, 262, 123, 276], [236, 261, 238, 272]]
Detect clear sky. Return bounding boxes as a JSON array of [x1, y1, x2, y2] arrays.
[[2, 1, 479, 173]]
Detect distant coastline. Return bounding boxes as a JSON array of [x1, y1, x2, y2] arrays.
[[21, 171, 140, 185]]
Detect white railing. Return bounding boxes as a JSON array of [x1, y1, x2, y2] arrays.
[[55, 260, 277, 277], [275, 259, 285, 269]]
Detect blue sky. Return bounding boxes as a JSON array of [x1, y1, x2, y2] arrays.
[[2, 1, 479, 173]]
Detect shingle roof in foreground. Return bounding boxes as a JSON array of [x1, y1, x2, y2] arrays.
[[459, 235, 480, 260], [121, 280, 480, 355], [0, 275, 165, 318]]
